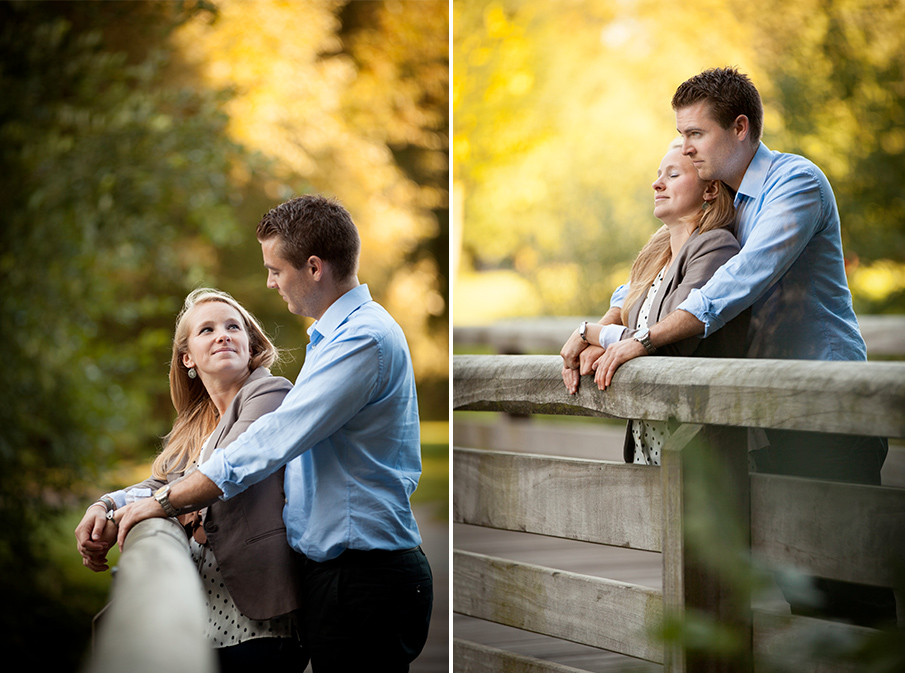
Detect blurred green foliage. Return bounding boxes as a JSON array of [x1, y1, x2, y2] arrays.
[[1, 1, 249, 663], [0, 0, 448, 667]]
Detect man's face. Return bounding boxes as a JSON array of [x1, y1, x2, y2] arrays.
[[260, 237, 315, 317], [676, 100, 749, 188]]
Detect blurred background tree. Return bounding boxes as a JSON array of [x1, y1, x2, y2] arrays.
[[0, 0, 447, 667], [453, 0, 905, 324]]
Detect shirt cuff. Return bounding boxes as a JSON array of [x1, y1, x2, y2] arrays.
[[104, 488, 151, 510], [599, 324, 627, 349], [678, 289, 725, 338]]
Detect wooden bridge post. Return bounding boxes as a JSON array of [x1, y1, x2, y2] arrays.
[[661, 423, 752, 673]]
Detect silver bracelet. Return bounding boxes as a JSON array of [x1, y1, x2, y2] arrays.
[[95, 495, 116, 512]]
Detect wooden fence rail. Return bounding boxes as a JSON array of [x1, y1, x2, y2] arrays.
[[453, 354, 905, 673], [86, 518, 216, 673]]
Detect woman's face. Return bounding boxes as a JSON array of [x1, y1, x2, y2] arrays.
[[181, 301, 251, 385], [651, 147, 708, 225]]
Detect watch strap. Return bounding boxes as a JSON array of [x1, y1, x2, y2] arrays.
[[634, 330, 657, 355], [155, 486, 179, 517]]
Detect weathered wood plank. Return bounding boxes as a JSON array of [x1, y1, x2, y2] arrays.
[[453, 638, 595, 673], [453, 448, 662, 552], [661, 424, 752, 673], [752, 610, 872, 673], [453, 550, 664, 664], [453, 354, 905, 438], [750, 473, 905, 587]]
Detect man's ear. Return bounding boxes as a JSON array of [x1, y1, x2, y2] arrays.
[[734, 114, 750, 143], [307, 255, 325, 281]]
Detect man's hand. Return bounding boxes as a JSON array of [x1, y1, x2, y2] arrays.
[[75, 504, 118, 572], [593, 338, 646, 390], [112, 469, 223, 550], [114, 497, 167, 550]]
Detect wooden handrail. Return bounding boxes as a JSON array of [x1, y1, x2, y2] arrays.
[[454, 354, 905, 438], [86, 518, 216, 673]]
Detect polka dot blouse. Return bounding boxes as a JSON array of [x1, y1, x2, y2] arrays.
[[631, 266, 669, 466], [191, 538, 294, 648]]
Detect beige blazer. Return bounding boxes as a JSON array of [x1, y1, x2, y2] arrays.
[[193, 368, 300, 620], [621, 228, 750, 462], [123, 368, 300, 620]]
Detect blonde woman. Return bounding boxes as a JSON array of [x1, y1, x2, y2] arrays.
[[75, 289, 306, 671], [562, 140, 748, 465]]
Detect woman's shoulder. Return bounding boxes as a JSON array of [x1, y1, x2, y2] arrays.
[[687, 227, 740, 253], [237, 369, 293, 401]]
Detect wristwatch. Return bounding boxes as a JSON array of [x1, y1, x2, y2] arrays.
[[579, 321, 589, 343], [633, 328, 657, 355], [154, 483, 179, 517]]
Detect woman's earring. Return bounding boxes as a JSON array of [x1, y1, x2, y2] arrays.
[[702, 201, 711, 212], [187, 367, 197, 379]]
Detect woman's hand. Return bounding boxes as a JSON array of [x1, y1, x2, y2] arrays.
[[75, 504, 118, 572], [562, 365, 580, 395], [560, 328, 588, 371], [579, 345, 605, 375]]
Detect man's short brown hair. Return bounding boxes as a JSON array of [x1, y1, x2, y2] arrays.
[[672, 67, 763, 144], [256, 194, 361, 281]]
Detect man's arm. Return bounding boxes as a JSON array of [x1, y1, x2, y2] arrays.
[[114, 468, 222, 549], [593, 309, 704, 389], [679, 164, 826, 339]]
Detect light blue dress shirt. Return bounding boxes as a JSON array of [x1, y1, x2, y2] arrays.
[[611, 143, 866, 361], [199, 284, 423, 562]]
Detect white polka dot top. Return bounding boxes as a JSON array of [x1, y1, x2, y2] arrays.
[[191, 539, 294, 648], [632, 266, 669, 466]]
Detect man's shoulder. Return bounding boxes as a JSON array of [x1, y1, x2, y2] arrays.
[[765, 147, 829, 184], [340, 300, 406, 343]]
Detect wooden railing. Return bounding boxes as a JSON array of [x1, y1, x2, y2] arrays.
[[453, 354, 905, 672], [86, 518, 216, 673]]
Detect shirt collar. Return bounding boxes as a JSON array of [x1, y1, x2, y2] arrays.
[[306, 284, 372, 343], [735, 141, 772, 205]]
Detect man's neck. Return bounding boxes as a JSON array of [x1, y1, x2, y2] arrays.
[[311, 277, 361, 321], [726, 143, 759, 193]]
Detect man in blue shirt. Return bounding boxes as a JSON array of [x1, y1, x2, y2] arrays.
[[117, 195, 433, 671], [562, 68, 893, 627]]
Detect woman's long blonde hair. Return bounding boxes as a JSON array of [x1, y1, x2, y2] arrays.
[[151, 289, 279, 479], [621, 140, 736, 326]]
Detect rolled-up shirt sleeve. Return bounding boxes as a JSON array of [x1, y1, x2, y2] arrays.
[[200, 329, 381, 499], [679, 167, 824, 337], [610, 283, 628, 309]]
